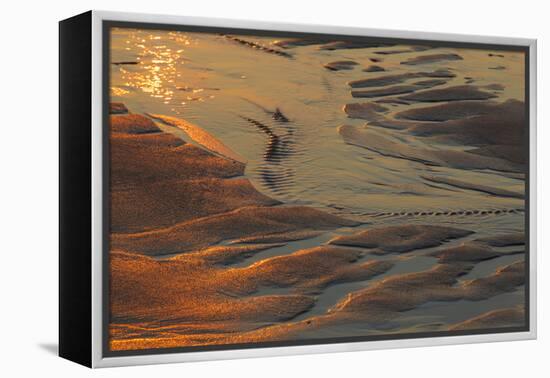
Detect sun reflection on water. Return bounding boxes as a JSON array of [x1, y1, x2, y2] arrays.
[[111, 30, 214, 107]]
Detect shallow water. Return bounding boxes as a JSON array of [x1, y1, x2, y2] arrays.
[[110, 28, 525, 234]]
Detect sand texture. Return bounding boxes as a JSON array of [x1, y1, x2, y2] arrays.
[[108, 30, 527, 352]]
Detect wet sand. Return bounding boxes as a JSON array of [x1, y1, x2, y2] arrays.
[[108, 30, 527, 351]]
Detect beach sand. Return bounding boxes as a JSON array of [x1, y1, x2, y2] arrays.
[[108, 30, 527, 351]]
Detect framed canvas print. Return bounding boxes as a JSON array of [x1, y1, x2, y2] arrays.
[[59, 10, 537, 368]]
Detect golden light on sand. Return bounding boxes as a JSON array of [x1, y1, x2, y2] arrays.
[[108, 27, 527, 352]]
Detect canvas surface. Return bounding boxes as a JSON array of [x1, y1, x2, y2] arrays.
[[106, 25, 528, 354]]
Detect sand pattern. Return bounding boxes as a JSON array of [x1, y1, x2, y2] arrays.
[[108, 30, 527, 352]]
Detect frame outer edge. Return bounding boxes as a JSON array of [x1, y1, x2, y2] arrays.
[[529, 39, 537, 340], [90, 10, 537, 368], [91, 10, 103, 369], [93, 10, 536, 46]]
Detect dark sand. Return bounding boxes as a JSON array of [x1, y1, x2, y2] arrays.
[[400, 53, 463, 65], [338, 124, 523, 173], [348, 69, 455, 88], [422, 175, 524, 199], [363, 65, 385, 72], [329, 224, 473, 254], [399, 85, 497, 102], [110, 102, 128, 114], [395, 100, 502, 121], [324, 60, 359, 71], [450, 307, 525, 330], [341, 97, 526, 173], [343, 102, 389, 121], [351, 79, 447, 98]]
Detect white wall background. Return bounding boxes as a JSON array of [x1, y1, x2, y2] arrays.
[[0, 0, 546, 375]]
